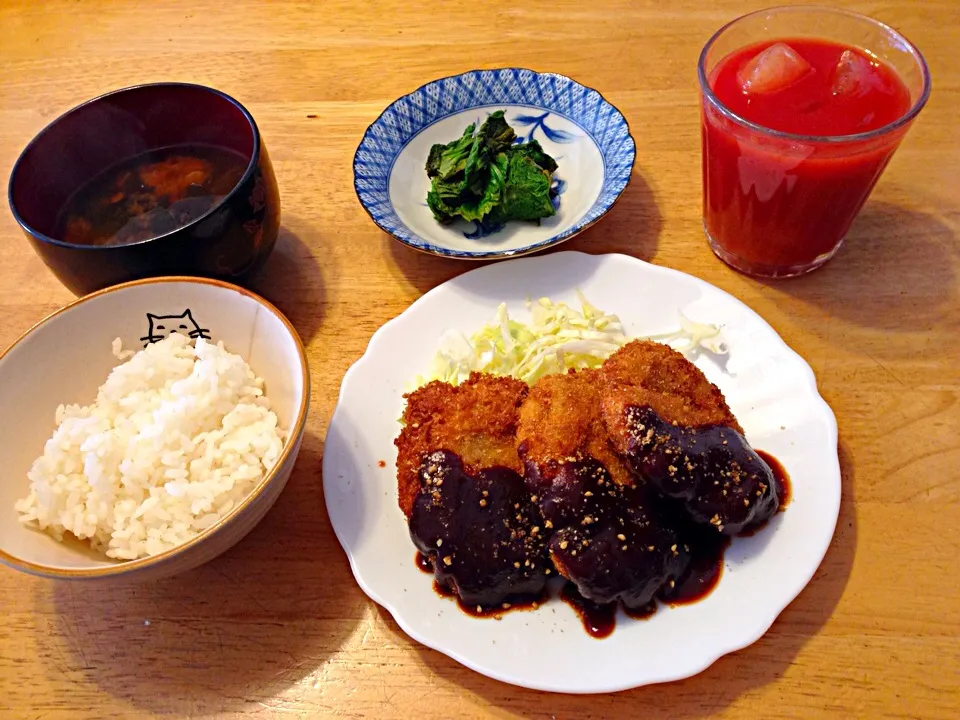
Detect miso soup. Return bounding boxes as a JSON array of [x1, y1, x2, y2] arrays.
[[55, 143, 248, 247]]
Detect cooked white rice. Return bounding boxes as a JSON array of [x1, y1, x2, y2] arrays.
[[15, 333, 285, 560]]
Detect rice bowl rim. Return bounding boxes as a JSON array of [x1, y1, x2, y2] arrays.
[[0, 275, 310, 579]]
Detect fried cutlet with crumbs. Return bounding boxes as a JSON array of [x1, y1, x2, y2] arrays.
[[516, 369, 689, 610], [395, 373, 550, 607], [395, 372, 528, 518], [599, 340, 780, 534]]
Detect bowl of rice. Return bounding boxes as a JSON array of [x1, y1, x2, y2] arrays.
[[0, 276, 309, 580]]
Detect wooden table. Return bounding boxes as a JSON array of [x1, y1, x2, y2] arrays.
[[1, 1, 958, 717]]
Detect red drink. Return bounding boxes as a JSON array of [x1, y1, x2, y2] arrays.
[[699, 8, 930, 278]]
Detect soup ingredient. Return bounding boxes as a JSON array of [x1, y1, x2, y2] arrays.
[[425, 110, 558, 226], [396, 373, 550, 608], [600, 340, 780, 534], [57, 143, 247, 247], [703, 38, 913, 273], [15, 333, 285, 560], [412, 292, 724, 389]]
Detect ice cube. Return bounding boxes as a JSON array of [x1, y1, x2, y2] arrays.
[[737, 42, 813, 94], [831, 49, 874, 97]]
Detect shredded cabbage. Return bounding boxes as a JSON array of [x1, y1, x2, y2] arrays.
[[410, 291, 726, 389]]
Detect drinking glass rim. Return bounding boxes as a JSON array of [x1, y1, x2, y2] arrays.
[[697, 5, 932, 144]]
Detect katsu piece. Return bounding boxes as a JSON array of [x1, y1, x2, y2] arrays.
[[408, 451, 550, 606], [395, 373, 528, 517], [600, 340, 780, 535], [395, 374, 550, 607], [516, 369, 688, 610]]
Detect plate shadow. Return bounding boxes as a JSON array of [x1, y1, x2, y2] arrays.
[[249, 222, 327, 344], [558, 170, 662, 261]]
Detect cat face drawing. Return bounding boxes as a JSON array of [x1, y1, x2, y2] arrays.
[[140, 309, 211, 346]]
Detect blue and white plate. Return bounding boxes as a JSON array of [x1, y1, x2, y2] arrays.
[[354, 68, 636, 259]]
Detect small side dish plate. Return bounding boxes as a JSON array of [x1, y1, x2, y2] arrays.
[[323, 251, 841, 693], [353, 68, 636, 259]]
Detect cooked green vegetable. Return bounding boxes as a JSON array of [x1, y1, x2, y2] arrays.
[[425, 111, 558, 226]]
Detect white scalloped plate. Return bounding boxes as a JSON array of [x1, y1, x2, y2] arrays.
[[323, 251, 840, 693]]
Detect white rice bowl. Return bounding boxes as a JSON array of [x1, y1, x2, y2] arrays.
[[15, 333, 285, 560]]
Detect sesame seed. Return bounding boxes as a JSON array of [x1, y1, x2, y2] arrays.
[[479, 499, 487, 507], [442, 556, 452, 566], [559, 541, 568, 550], [545, 520, 553, 529], [436, 539, 443, 547], [647, 545, 655, 551], [617, 534, 626, 541], [502, 603, 511, 609], [531, 526, 540, 535]]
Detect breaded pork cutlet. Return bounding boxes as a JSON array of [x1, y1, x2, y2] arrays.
[[395, 373, 550, 607], [516, 369, 688, 611], [395, 372, 527, 517], [600, 340, 780, 535]]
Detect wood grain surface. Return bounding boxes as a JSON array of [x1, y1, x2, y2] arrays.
[[1, 0, 958, 718]]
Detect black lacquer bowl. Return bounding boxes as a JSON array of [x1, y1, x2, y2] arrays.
[[8, 83, 280, 295]]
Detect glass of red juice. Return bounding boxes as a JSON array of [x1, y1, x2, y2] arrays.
[[699, 7, 930, 278]]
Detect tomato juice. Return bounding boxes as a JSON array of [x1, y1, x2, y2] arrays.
[[699, 10, 929, 278]]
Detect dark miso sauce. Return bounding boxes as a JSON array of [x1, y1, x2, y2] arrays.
[[757, 450, 791, 510], [660, 531, 730, 607], [560, 582, 617, 639], [55, 143, 247, 247], [623, 601, 657, 621], [415, 551, 433, 574], [412, 449, 790, 635], [740, 451, 792, 537], [432, 578, 547, 619]]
